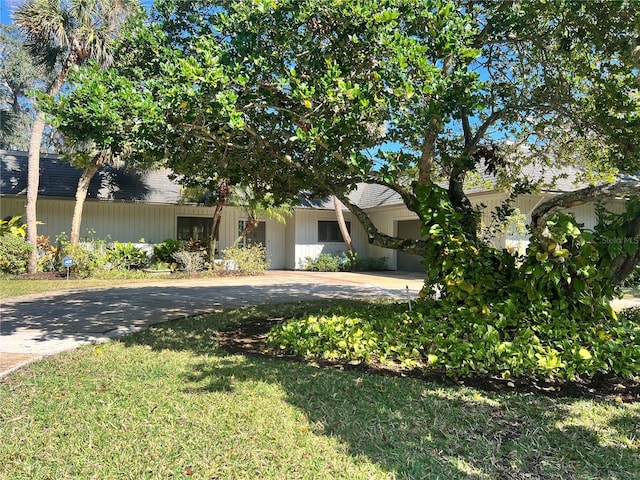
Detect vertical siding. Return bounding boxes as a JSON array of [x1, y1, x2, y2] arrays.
[[285, 215, 296, 269], [367, 206, 418, 270], [292, 208, 368, 269], [2, 192, 629, 271]]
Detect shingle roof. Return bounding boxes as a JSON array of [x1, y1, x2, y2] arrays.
[[1, 150, 182, 204], [1, 150, 592, 210]]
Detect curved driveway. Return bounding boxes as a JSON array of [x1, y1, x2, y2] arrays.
[[1, 271, 425, 374]]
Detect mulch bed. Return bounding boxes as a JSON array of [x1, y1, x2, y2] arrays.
[[16, 271, 69, 280], [213, 316, 640, 403]]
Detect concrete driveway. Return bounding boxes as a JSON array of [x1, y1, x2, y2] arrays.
[[0, 271, 425, 376]]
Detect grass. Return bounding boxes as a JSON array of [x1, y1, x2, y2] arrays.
[[0, 269, 217, 299], [1, 304, 639, 479]]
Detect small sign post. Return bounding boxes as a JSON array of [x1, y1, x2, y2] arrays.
[[62, 256, 74, 280]]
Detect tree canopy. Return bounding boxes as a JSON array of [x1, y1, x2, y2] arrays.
[[45, 0, 640, 281]]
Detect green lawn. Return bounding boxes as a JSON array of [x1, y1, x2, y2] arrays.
[[1, 306, 638, 479], [0, 274, 175, 299]]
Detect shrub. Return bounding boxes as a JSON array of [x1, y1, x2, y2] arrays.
[[105, 242, 149, 270], [153, 239, 185, 264], [222, 244, 269, 275], [303, 253, 343, 272], [0, 215, 27, 238], [267, 298, 640, 380], [343, 252, 388, 271], [0, 234, 33, 274], [303, 252, 389, 272], [62, 243, 102, 278], [173, 250, 206, 273], [37, 235, 60, 272]]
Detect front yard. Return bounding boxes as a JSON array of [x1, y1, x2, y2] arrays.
[[1, 305, 638, 479]]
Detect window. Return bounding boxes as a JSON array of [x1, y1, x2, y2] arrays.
[[318, 220, 349, 242], [237, 220, 266, 247], [177, 217, 211, 243]]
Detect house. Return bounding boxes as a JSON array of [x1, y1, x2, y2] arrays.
[[0, 150, 625, 271]]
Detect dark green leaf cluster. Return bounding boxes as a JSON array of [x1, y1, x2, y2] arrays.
[[267, 300, 640, 380], [153, 239, 186, 264], [104, 242, 149, 270], [0, 234, 33, 274]]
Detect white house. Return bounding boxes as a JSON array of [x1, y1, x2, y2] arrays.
[[0, 150, 624, 271]]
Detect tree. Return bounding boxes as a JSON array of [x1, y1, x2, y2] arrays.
[[333, 196, 354, 254], [0, 25, 47, 150], [14, 0, 138, 273], [39, 62, 162, 245], [82, 0, 640, 288]]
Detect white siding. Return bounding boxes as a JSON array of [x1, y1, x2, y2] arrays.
[[0, 197, 288, 268], [367, 205, 417, 270], [292, 208, 368, 269]]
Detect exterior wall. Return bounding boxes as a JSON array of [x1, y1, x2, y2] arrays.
[[291, 208, 368, 269], [0, 197, 287, 269], [2, 190, 627, 272], [366, 205, 417, 270], [284, 215, 297, 269]]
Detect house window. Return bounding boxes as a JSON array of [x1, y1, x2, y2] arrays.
[[318, 220, 349, 242], [177, 217, 211, 243], [237, 220, 266, 247]]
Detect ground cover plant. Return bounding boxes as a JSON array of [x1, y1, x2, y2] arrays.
[[267, 302, 640, 381], [1, 302, 638, 479]]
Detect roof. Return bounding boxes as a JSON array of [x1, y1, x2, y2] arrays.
[[1, 149, 591, 210], [1, 150, 182, 204]]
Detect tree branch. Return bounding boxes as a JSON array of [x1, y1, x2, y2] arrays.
[[530, 179, 640, 237], [335, 192, 430, 256]]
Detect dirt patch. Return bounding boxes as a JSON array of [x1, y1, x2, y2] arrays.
[[0, 353, 41, 375], [213, 316, 640, 403], [15, 271, 68, 280]]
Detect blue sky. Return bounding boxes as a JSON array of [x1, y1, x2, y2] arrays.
[[1, 0, 17, 25]]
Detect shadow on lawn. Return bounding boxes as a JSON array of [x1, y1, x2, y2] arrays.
[[122, 318, 640, 479]]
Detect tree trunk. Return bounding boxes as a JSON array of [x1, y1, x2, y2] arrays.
[[333, 195, 354, 253], [448, 166, 478, 241], [232, 214, 260, 247], [208, 179, 231, 258], [25, 110, 47, 273], [608, 211, 640, 284], [24, 68, 69, 273], [69, 152, 106, 245], [336, 192, 431, 256]]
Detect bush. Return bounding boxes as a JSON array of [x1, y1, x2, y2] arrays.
[[37, 235, 60, 272], [343, 252, 388, 271], [303, 253, 343, 272], [267, 298, 640, 380], [62, 243, 102, 278], [0, 234, 33, 274], [105, 242, 149, 270], [153, 239, 185, 264], [303, 252, 389, 272], [222, 244, 269, 275], [0, 215, 27, 237], [173, 250, 206, 273]]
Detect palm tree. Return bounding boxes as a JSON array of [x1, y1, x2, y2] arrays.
[[13, 0, 137, 273]]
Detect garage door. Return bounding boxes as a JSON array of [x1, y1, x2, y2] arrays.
[[397, 219, 427, 272]]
